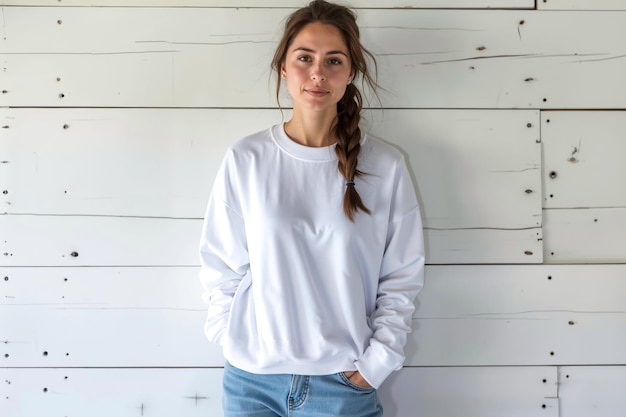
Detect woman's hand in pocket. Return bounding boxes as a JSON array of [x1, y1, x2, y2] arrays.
[[342, 371, 372, 389]]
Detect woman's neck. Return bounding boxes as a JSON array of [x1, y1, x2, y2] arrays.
[[284, 108, 337, 147]]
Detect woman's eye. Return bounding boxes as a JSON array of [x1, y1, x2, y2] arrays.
[[298, 55, 312, 62], [329, 58, 342, 65]]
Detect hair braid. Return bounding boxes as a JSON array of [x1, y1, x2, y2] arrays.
[[334, 83, 370, 221]]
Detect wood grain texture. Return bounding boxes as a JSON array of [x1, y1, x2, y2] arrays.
[[542, 111, 626, 209], [3, 8, 626, 109], [0, 366, 557, 417], [3, 265, 625, 367]]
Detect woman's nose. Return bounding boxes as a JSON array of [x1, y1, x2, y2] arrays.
[[311, 64, 327, 82]]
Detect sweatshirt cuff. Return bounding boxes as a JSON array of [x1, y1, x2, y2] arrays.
[[354, 339, 403, 389]]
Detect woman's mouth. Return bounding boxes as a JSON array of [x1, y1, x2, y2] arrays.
[[306, 89, 329, 97]]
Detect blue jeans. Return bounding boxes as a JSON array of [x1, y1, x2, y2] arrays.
[[223, 362, 383, 417]]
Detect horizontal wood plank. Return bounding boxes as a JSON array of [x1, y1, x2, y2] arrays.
[[558, 366, 626, 417], [543, 208, 626, 263], [3, 8, 626, 108], [542, 111, 626, 209], [409, 264, 626, 366], [1, 215, 200, 266], [0, 0, 536, 8], [3, 265, 626, 367], [0, 366, 556, 417]]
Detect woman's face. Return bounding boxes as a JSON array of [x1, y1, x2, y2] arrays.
[[281, 22, 354, 114]]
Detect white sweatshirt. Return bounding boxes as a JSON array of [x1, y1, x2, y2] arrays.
[[199, 124, 424, 389]]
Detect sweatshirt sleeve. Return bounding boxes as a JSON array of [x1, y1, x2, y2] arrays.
[[198, 150, 249, 346], [355, 156, 425, 389]]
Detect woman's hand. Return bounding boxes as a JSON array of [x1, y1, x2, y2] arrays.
[[343, 371, 372, 388]]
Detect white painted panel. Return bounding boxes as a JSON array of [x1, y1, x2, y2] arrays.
[[0, 366, 555, 417], [4, 8, 626, 109], [380, 366, 558, 417], [409, 265, 626, 366], [543, 208, 626, 263], [426, 227, 542, 264], [0, 109, 541, 221], [539, 0, 626, 10], [1, 368, 225, 417], [1, 215, 200, 266], [542, 111, 626, 209], [2, 108, 541, 226], [3, 265, 626, 367], [559, 366, 626, 417], [0, 0, 536, 7]]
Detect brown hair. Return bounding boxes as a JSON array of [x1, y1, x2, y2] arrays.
[[271, 0, 378, 221]]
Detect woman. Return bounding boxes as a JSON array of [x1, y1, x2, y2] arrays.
[[199, 1, 424, 416]]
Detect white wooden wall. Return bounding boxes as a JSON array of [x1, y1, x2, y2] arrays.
[[2, 1, 626, 416]]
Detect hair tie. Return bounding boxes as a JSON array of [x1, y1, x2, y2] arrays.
[[346, 181, 355, 187]]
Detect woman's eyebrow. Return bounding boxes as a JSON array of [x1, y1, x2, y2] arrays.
[[292, 46, 348, 57]]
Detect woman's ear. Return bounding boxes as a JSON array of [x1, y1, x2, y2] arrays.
[[281, 64, 287, 79]]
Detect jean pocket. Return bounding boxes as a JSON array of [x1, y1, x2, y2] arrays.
[[338, 372, 375, 393]]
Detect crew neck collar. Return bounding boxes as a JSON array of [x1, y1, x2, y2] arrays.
[[271, 123, 338, 162]]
